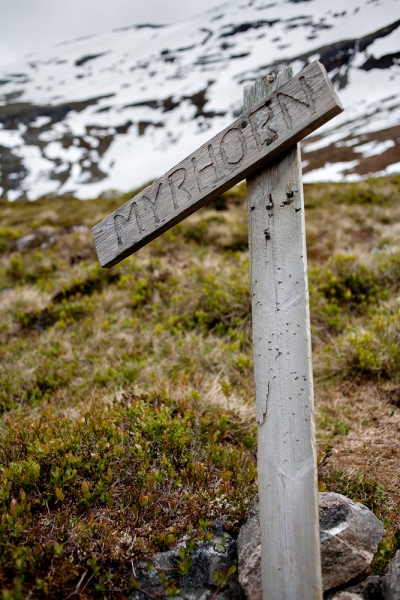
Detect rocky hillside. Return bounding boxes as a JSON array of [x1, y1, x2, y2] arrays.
[[0, 0, 399, 199]]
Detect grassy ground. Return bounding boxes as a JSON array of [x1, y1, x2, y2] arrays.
[[0, 176, 399, 598]]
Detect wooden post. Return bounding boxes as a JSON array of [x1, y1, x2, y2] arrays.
[[93, 64, 343, 597], [244, 68, 322, 600]]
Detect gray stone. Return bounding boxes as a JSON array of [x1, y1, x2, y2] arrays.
[[70, 225, 90, 234], [236, 497, 262, 600], [383, 550, 400, 600], [129, 525, 245, 600], [329, 593, 364, 600], [320, 493, 384, 591], [237, 493, 384, 600], [325, 576, 384, 599], [15, 233, 38, 252]]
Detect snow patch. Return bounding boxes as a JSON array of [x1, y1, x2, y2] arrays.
[[303, 160, 361, 183], [354, 139, 396, 157]]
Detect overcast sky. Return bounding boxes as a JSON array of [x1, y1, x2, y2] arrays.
[[0, 0, 221, 70]]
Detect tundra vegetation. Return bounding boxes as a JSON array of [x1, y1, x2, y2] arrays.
[[0, 175, 399, 598]]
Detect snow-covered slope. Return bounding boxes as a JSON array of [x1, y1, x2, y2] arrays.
[[0, 0, 399, 199]]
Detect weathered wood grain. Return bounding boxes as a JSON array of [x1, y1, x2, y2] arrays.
[[245, 69, 322, 599], [93, 61, 342, 267]]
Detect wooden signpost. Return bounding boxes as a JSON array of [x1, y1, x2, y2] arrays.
[[93, 61, 342, 268], [92, 60, 343, 599], [244, 66, 322, 600]]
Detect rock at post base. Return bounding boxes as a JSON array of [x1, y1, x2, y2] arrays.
[[236, 492, 384, 600], [326, 576, 384, 599], [329, 593, 364, 600], [320, 493, 384, 591], [129, 520, 245, 600], [383, 550, 400, 600]]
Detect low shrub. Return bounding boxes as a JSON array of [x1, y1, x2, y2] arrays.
[[320, 469, 386, 518], [320, 298, 400, 384], [0, 391, 256, 598]]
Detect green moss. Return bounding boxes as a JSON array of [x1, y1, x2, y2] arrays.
[[372, 528, 400, 576], [0, 393, 256, 598], [310, 253, 388, 320], [304, 175, 400, 208], [309, 251, 400, 341], [0, 228, 21, 255], [320, 299, 400, 384], [321, 469, 386, 518]]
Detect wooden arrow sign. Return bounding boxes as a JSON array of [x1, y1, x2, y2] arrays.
[[93, 61, 343, 268]]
